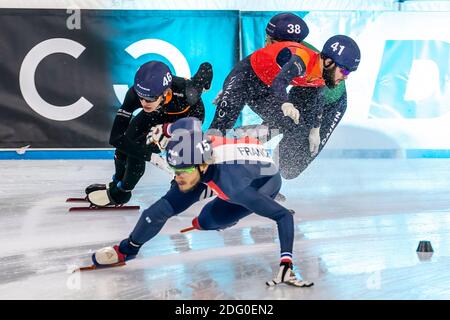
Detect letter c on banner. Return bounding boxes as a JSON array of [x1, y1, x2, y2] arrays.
[[113, 39, 191, 104], [19, 38, 94, 121]]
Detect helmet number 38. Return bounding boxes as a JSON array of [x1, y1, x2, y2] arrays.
[[330, 42, 345, 56], [286, 24, 302, 34]]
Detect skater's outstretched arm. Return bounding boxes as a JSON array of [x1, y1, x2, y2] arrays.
[[185, 62, 213, 106], [271, 49, 306, 102]]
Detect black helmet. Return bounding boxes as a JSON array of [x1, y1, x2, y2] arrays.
[[265, 12, 309, 43], [322, 35, 361, 72], [133, 61, 173, 98], [166, 118, 212, 169]]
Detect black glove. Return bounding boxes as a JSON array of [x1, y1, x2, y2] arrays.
[[193, 62, 213, 90], [186, 62, 213, 105]]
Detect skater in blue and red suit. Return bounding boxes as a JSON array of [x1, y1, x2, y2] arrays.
[[91, 117, 313, 287]]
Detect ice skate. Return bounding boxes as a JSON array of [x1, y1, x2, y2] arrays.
[[87, 189, 115, 207], [92, 245, 126, 266], [85, 181, 118, 195], [266, 262, 314, 287], [78, 239, 140, 271], [85, 183, 106, 195], [73, 246, 127, 272], [87, 183, 131, 207]]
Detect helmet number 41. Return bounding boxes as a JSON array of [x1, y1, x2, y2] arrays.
[[330, 42, 346, 55]]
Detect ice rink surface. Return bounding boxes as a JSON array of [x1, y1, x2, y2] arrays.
[[1, 158, 450, 300]]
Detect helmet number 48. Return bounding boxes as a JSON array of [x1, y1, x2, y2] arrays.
[[286, 24, 301, 34], [330, 42, 345, 55]]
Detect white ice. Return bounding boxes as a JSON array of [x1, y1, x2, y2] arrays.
[[1, 158, 450, 299]]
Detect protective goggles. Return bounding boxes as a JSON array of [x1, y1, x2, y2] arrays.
[[337, 64, 351, 76], [170, 166, 197, 175], [137, 94, 161, 103]]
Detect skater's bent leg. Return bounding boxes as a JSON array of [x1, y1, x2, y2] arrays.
[[231, 179, 294, 255], [119, 157, 146, 191], [197, 198, 252, 230], [113, 150, 127, 183], [127, 182, 210, 248], [278, 132, 311, 180], [128, 197, 176, 245], [85, 150, 125, 195]]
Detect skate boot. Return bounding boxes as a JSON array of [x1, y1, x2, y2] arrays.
[[85, 183, 106, 195], [87, 182, 131, 207], [85, 181, 117, 195], [92, 245, 126, 266], [92, 238, 141, 266], [266, 262, 314, 287]]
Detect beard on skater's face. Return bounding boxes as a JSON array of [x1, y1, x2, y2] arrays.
[[174, 169, 201, 193], [174, 164, 209, 193], [322, 58, 349, 88], [323, 63, 338, 89]]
